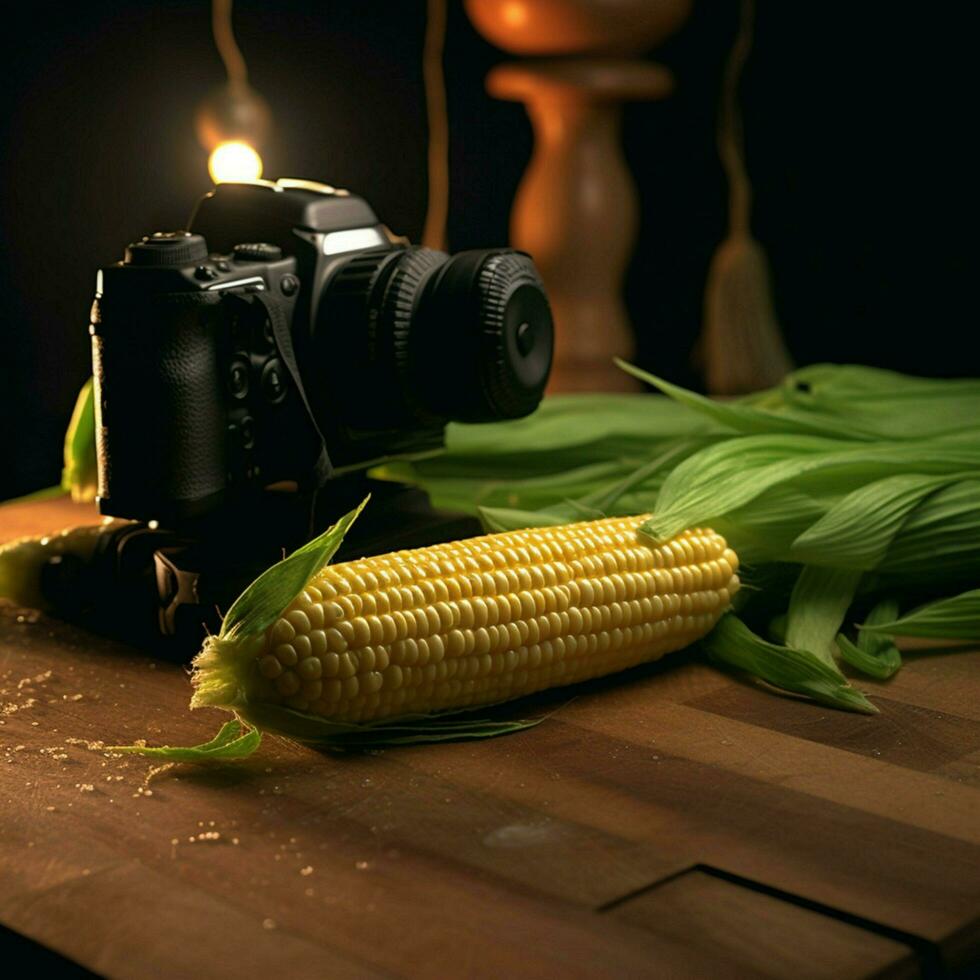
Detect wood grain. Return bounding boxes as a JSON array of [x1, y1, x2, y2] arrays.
[[2, 496, 977, 977], [690, 683, 980, 772], [399, 702, 980, 957], [609, 870, 916, 980]]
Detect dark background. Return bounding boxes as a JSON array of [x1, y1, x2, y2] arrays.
[[0, 1, 973, 500]]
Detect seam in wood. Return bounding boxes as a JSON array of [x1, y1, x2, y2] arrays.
[[694, 865, 944, 979], [598, 862, 943, 977], [595, 863, 699, 913]]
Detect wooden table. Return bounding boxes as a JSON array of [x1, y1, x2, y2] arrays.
[[1, 498, 978, 978]]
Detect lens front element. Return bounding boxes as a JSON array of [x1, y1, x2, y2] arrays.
[[414, 249, 554, 422]]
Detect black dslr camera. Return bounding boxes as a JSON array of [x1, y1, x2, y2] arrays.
[[93, 178, 553, 523], [56, 178, 553, 650]]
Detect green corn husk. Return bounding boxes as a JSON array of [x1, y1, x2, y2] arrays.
[[750, 364, 980, 439], [789, 474, 962, 570], [836, 599, 902, 680], [61, 378, 99, 502], [784, 566, 863, 671], [107, 719, 262, 763], [858, 589, 980, 641], [701, 614, 877, 715]]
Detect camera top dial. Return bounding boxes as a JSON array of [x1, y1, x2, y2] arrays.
[[124, 231, 209, 266]]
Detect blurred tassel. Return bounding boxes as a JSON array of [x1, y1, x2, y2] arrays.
[[698, 0, 792, 395], [702, 234, 791, 395]]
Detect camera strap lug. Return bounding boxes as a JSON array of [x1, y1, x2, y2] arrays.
[[250, 290, 333, 491]]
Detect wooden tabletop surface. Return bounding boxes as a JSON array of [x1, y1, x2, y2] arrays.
[[1, 497, 978, 979]]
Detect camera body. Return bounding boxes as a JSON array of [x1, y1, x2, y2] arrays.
[[92, 178, 554, 526], [91, 234, 319, 522]]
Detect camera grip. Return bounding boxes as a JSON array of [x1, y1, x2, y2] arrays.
[[93, 291, 230, 520]]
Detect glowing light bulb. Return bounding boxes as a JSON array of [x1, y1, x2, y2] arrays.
[[502, 2, 528, 27], [208, 140, 263, 183]]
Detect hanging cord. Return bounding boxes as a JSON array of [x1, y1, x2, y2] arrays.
[[718, 0, 754, 237], [698, 0, 793, 394], [213, 0, 248, 90], [422, 0, 449, 251]]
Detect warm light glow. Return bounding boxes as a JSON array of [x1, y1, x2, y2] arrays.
[[208, 140, 263, 183], [501, 2, 528, 27]]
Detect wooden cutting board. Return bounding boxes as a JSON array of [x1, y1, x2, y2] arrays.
[[1, 497, 978, 978]]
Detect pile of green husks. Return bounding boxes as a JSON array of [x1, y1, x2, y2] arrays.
[[5, 362, 979, 757], [375, 361, 980, 715]]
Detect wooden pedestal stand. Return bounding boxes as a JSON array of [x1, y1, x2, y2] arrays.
[[466, 0, 692, 392]]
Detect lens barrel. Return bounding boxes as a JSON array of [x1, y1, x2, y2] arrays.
[[319, 246, 553, 429]]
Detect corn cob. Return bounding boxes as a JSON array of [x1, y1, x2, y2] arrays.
[[0, 520, 127, 610], [193, 514, 739, 725]]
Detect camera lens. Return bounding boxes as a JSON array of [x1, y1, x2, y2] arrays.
[[318, 246, 553, 430]]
